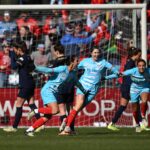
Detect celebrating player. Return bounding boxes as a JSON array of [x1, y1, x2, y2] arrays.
[[105, 59, 150, 131], [59, 46, 119, 135], [107, 47, 142, 132], [25, 55, 79, 136]]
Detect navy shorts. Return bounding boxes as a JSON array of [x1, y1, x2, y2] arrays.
[[120, 84, 130, 100], [57, 92, 74, 104], [18, 87, 35, 100]]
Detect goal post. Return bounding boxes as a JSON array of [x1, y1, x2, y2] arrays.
[[0, 4, 148, 127]]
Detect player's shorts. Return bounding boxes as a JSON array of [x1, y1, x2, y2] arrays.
[[41, 88, 58, 105], [76, 88, 96, 107], [120, 84, 130, 100], [57, 91, 74, 104], [18, 87, 35, 100], [130, 86, 150, 103]]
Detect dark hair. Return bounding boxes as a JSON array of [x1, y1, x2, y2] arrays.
[[53, 45, 64, 54], [65, 55, 77, 66], [128, 47, 141, 58], [137, 59, 146, 66], [12, 41, 27, 53], [91, 46, 101, 53]]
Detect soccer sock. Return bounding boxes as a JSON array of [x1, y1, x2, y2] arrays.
[[60, 115, 67, 123], [112, 105, 126, 124], [70, 119, 75, 131], [66, 109, 77, 127], [137, 104, 142, 122], [32, 117, 46, 129], [133, 111, 139, 125], [38, 107, 52, 115], [13, 107, 22, 128], [29, 104, 40, 119], [141, 102, 147, 118]]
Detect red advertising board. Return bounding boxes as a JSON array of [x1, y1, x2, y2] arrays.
[[0, 88, 149, 127]]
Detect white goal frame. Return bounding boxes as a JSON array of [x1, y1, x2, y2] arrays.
[[0, 3, 147, 61]]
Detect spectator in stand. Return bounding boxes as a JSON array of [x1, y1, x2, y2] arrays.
[[42, 15, 60, 52], [94, 20, 110, 48], [60, 24, 97, 57], [0, 41, 11, 88], [31, 44, 51, 66], [0, 11, 17, 43], [86, 10, 100, 32], [16, 26, 37, 54], [16, 12, 41, 38]]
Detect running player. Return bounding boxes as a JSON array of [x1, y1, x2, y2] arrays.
[[25, 56, 79, 136], [105, 59, 150, 131], [59, 46, 119, 135], [107, 48, 142, 132]]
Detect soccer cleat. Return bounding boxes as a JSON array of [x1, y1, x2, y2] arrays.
[[58, 126, 71, 136], [3, 127, 17, 132], [25, 131, 34, 137], [27, 110, 35, 121], [59, 118, 66, 132], [142, 118, 148, 127], [135, 125, 142, 133], [140, 123, 150, 131], [107, 122, 120, 131], [34, 125, 45, 133]]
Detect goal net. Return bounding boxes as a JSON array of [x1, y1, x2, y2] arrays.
[[0, 4, 148, 127]]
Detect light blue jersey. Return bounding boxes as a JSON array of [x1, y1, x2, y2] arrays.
[[77, 57, 119, 105], [106, 67, 150, 103], [36, 65, 69, 105], [122, 67, 150, 103]]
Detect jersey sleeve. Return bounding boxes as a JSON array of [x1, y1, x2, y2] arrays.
[[78, 59, 86, 69], [122, 67, 137, 76], [104, 60, 119, 74], [36, 66, 66, 74]]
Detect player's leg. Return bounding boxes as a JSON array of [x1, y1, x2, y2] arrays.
[[28, 87, 40, 119], [26, 102, 59, 136], [59, 94, 85, 135], [58, 102, 67, 132], [108, 85, 130, 131], [140, 89, 149, 127], [140, 92, 149, 127], [108, 97, 128, 131], [3, 96, 25, 132]]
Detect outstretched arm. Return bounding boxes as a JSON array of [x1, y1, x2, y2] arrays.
[[35, 65, 66, 74]]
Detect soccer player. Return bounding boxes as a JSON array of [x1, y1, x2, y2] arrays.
[[107, 48, 142, 132], [25, 55, 79, 136], [49, 44, 77, 133], [3, 42, 40, 132], [59, 46, 119, 135], [105, 59, 150, 131]]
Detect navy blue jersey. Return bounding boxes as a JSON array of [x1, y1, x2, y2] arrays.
[[10, 51, 35, 88], [122, 59, 136, 87]]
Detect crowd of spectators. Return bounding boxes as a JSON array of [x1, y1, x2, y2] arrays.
[[0, 0, 149, 88]]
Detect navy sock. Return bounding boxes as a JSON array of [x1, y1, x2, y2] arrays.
[[112, 105, 126, 124], [13, 107, 22, 128], [29, 104, 40, 119], [60, 115, 67, 122], [70, 119, 75, 131], [137, 104, 142, 122]]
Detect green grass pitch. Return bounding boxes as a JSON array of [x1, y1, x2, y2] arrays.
[[0, 128, 150, 150]]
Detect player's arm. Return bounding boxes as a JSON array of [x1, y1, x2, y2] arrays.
[[105, 61, 119, 74], [35, 65, 66, 74], [105, 68, 137, 80]]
